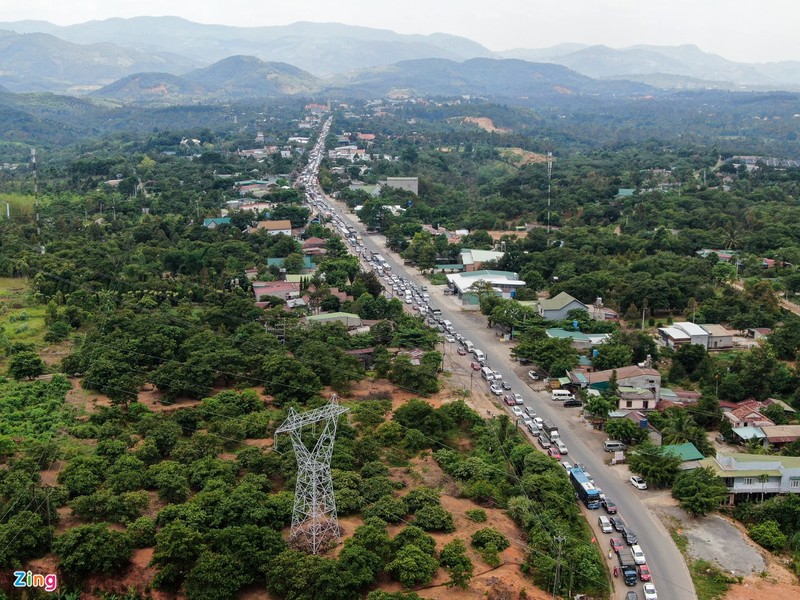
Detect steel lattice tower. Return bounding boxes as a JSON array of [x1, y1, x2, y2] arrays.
[[274, 395, 349, 554]]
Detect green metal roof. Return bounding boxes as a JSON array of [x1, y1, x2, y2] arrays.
[[546, 328, 590, 341], [539, 292, 583, 312], [662, 443, 705, 462]]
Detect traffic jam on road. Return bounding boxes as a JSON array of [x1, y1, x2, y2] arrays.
[[299, 122, 660, 600]]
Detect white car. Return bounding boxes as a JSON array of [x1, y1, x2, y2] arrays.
[[561, 461, 572, 471], [445, 335, 455, 343], [511, 406, 524, 417], [489, 384, 503, 396], [630, 476, 648, 490], [556, 440, 568, 455], [643, 583, 657, 600], [512, 393, 524, 405], [527, 370, 539, 380]]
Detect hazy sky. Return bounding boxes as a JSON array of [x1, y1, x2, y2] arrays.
[[1, 0, 797, 63]]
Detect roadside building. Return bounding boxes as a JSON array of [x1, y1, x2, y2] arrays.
[[537, 292, 589, 321], [587, 365, 661, 402], [250, 220, 293, 236], [697, 452, 800, 505], [460, 248, 506, 272], [445, 270, 526, 305]]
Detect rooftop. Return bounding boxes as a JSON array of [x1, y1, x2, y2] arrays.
[[674, 321, 708, 337], [731, 426, 766, 440], [460, 248, 506, 266], [538, 292, 586, 312], [587, 365, 661, 384], [701, 323, 734, 337], [546, 328, 590, 341], [255, 219, 292, 231], [661, 443, 705, 462], [659, 326, 690, 340]]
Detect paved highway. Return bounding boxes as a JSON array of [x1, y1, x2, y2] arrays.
[[300, 127, 695, 599]]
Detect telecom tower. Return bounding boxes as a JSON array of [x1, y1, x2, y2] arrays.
[[274, 395, 349, 554]]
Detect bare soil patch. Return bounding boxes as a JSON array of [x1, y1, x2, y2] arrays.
[[461, 117, 511, 133], [500, 147, 551, 166]]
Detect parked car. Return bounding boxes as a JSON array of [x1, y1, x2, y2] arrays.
[[625, 592, 639, 600], [610, 537, 624, 553], [489, 384, 503, 396], [622, 527, 638, 545], [602, 498, 618, 514], [457, 347, 467, 355], [526, 422, 541, 436], [561, 461, 572, 471], [501, 381, 512, 390], [630, 476, 648, 490], [547, 447, 561, 459], [445, 335, 455, 343], [642, 583, 657, 600], [638, 564, 651, 582], [470, 362, 481, 371], [610, 516, 625, 532], [503, 395, 516, 406], [527, 370, 539, 380], [512, 393, 524, 405], [563, 398, 583, 407], [538, 436, 552, 449], [598, 515, 613, 533], [511, 406, 524, 417]]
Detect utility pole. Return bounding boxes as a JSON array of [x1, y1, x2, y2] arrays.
[[552, 534, 565, 599], [31, 148, 40, 235], [546, 151, 553, 237], [641, 300, 647, 331]]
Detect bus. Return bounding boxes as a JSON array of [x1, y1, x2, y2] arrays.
[[569, 467, 601, 509]]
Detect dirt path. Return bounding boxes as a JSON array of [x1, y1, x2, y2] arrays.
[[732, 279, 800, 317]]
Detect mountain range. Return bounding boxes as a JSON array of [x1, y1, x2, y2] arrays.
[[0, 17, 798, 100]]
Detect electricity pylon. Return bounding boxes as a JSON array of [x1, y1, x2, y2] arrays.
[[274, 394, 349, 554]]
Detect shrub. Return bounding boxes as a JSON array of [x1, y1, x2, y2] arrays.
[[749, 520, 787, 551], [413, 505, 455, 533], [127, 516, 157, 548], [362, 495, 407, 523], [471, 528, 510, 552], [466, 508, 487, 522]]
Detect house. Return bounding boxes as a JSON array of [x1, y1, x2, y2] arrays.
[[661, 443, 705, 469], [587, 365, 661, 402], [266, 256, 316, 273], [546, 328, 591, 350], [617, 387, 658, 411], [658, 326, 691, 349], [244, 268, 259, 280], [251, 281, 301, 302], [344, 347, 375, 368], [302, 237, 328, 250], [760, 425, 800, 448], [748, 328, 772, 340], [722, 402, 775, 429], [537, 292, 589, 321], [202, 217, 231, 229], [697, 452, 800, 505], [251, 220, 293, 236], [673, 322, 709, 347], [618, 410, 662, 443], [349, 182, 383, 197], [445, 270, 526, 305], [616, 188, 636, 198], [702, 324, 735, 349], [380, 177, 419, 195], [305, 312, 363, 329], [763, 397, 796, 417], [460, 249, 506, 272], [730, 426, 767, 445]]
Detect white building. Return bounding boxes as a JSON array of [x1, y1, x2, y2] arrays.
[[698, 452, 800, 505]]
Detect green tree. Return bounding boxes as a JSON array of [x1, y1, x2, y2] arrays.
[[592, 343, 633, 371], [151, 521, 206, 590], [7, 351, 45, 380], [184, 551, 249, 600], [584, 396, 614, 421], [53, 523, 132, 576], [439, 538, 473, 589], [413, 505, 455, 532], [0, 511, 51, 568], [627, 441, 682, 488], [512, 336, 577, 376], [262, 354, 322, 405], [672, 466, 728, 516], [604, 418, 648, 445], [387, 544, 439, 588]]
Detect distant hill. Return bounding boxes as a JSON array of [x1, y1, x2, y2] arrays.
[[93, 56, 321, 102], [328, 57, 652, 99], [0, 29, 198, 94], [0, 16, 493, 76], [502, 43, 800, 91]]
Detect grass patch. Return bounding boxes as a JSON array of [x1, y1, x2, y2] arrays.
[[0, 277, 47, 347], [427, 273, 448, 285], [690, 559, 739, 600], [2, 193, 36, 215]]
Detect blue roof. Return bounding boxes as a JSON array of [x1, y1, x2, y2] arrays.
[[203, 217, 231, 227], [732, 426, 766, 440], [578, 356, 594, 367]]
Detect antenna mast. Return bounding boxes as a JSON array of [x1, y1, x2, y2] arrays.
[[31, 148, 40, 235]]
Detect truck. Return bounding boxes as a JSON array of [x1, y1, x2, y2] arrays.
[[617, 549, 638, 586], [541, 422, 559, 440]]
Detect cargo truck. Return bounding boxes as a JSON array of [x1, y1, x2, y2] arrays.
[[617, 549, 638, 586]]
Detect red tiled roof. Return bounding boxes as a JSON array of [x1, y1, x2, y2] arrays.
[[588, 365, 660, 384]]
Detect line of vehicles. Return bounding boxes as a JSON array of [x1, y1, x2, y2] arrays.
[[298, 126, 658, 600]]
